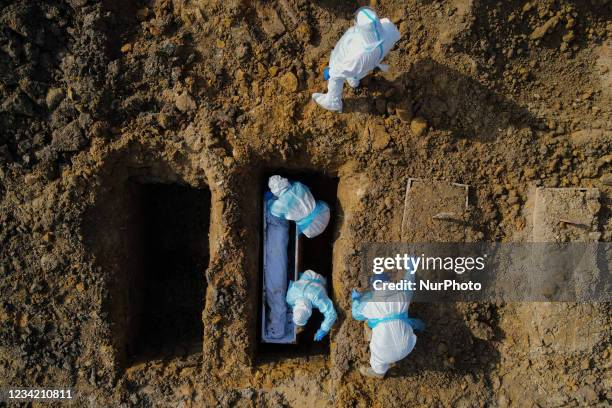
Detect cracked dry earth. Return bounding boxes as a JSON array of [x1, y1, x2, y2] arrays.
[[0, 0, 611, 407]]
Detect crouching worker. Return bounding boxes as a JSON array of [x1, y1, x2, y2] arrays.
[[268, 175, 330, 238], [312, 7, 401, 112], [286, 270, 337, 341], [351, 266, 425, 378]]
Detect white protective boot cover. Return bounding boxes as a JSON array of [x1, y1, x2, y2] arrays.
[[346, 77, 360, 88], [312, 78, 344, 112]]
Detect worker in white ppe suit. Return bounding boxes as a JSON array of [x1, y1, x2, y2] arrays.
[[286, 270, 337, 341], [268, 175, 331, 238], [351, 261, 425, 378], [262, 175, 331, 339], [312, 7, 401, 112]]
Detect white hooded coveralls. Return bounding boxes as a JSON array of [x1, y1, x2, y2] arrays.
[[352, 289, 417, 375], [286, 270, 337, 333], [268, 176, 331, 239], [313, 8, 401, 112]]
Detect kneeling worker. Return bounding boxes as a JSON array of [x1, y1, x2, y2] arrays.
[[286, 270, 337, 341], [351, 266, 425, 378]]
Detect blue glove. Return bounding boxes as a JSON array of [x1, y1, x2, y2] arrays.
[[314, 328, 328, 341], [323, 67, 330, 81], [407, 317, 425, 332], [351, 289, 362, 300]]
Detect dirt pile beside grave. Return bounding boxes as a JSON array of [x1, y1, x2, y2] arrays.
[[1, 0, 610, 406]]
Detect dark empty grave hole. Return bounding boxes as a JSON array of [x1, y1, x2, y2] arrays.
[[257, 170, 339, 361], [124, 181, 210, 365]]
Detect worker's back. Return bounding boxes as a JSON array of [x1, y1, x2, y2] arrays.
[[366, 290, 416, 363], [270, 181, 315, 222], [329, 18, 401, 80], [287, 270, 328, 304], [312, 7, 401, 113], [287, 270, 337, 334], [353, 289, 417, 375]]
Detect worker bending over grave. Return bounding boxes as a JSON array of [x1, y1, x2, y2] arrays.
[[268, 175, 330, 238], [351, 263, 425, 379], [263, 175, 331, 339], [312, 7, 401, 112], [286, 270, 337, 341]]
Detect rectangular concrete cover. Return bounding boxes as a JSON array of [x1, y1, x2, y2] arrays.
[[401, 178, 469, 242], [532, 187, 600, 242], [529, 187, 603, 355]]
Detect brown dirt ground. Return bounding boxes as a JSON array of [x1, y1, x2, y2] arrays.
[[1, 0, 611, 406]]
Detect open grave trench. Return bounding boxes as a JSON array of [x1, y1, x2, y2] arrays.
[[82, 146, 355, 377], [83, 147, 213, 370], [120, 181, 210, 364], [81, 150, 505, 384], [256, 169, 340, 361], [78, 142, 608, 406]]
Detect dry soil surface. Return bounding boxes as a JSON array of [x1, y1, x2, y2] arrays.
[[1, 0, 611, 407]]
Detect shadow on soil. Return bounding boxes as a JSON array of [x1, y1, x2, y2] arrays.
[[344, 58, 546, 141], [388, 302, 501, 379]]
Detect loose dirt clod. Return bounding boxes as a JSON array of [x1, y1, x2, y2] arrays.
[[280, 72, 299, 93], [410, 116, 428, 137], [175, 92, 196, 112]]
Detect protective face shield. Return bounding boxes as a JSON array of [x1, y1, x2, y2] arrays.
[[354, 7, 383, 52], [292, 299, 312, 326], [268, 175, 291, 197]]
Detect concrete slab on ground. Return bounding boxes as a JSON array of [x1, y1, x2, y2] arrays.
[[532, 187, 601, 242], [401, 178, 469, 242]]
